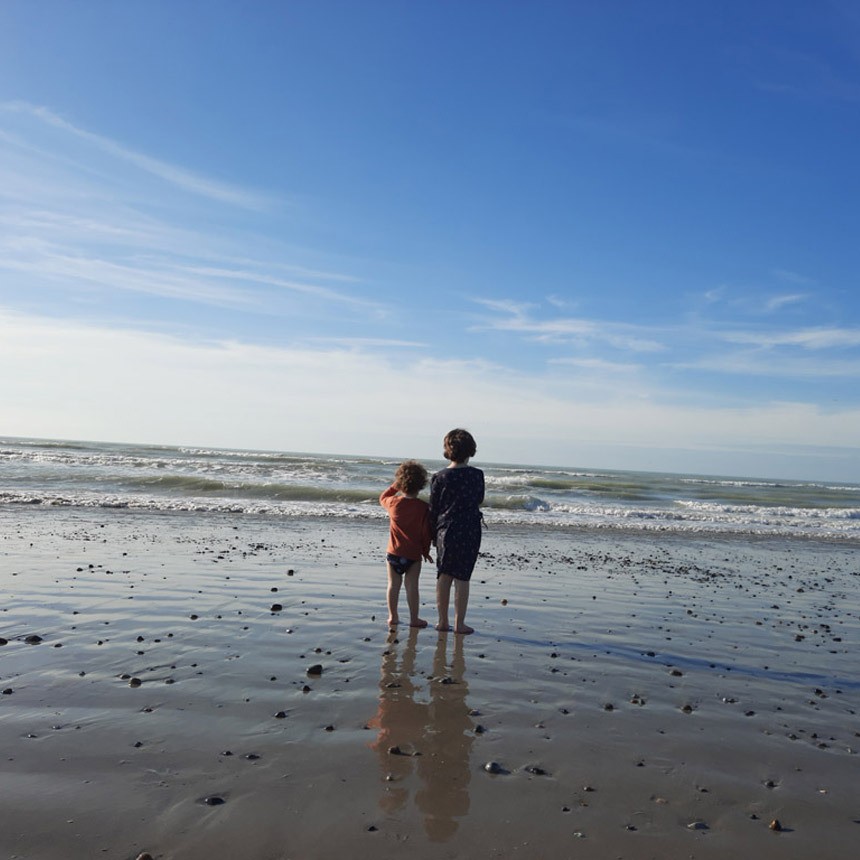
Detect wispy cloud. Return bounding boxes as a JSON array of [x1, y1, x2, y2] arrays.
[[303, 336, 427, 349], [0, 105, 385, 320], [679, 351, 860, 379], [471, 298, 666, 352], [723, 327, 860, 350], [773, 268, 816, 286], [549, 357, 642, 373], [765, 293, 808, 312], [752, 48, 860, 103], [1, 101, 273, 210]]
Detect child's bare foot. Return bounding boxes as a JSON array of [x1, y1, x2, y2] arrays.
[[435, 622, 451, 632], [454, 624, 474, 635], [410, 618, 429, 628], [387, 617, 399, 627]]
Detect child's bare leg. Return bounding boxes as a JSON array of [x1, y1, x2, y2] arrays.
[[386, 564, 402, 626], [453, 578, 474, 635], [403, 562, 428, 628], [436, 573, 453, 631]]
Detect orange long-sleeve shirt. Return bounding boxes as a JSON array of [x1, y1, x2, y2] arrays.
[[379, 485, 431, 560]]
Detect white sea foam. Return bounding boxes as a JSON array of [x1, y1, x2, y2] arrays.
[[2, 437, 859, 540]]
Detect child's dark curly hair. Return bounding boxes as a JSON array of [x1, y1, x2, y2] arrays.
[[395, 460, 428, 495], [443, 428, 477, 464]]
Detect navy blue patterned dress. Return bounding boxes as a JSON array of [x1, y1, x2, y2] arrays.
[[429, 466, 485, 581]]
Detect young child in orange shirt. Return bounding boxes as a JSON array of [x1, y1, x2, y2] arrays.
[[379, 460, 433, 628]]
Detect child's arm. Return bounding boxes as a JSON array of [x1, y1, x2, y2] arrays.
[[379, 484, 399, 510], [428, 474, 440, 541], [421, 505, 433, 562]]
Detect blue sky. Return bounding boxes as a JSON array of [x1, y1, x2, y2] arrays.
[[1, 1, 859, 480]]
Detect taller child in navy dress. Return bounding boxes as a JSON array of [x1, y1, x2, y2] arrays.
[[429, 428, 484, 635]]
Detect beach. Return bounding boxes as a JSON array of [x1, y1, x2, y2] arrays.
[[1, 505, 858, 859]]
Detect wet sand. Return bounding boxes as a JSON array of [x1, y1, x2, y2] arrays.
[[1, 506, 858, 859]]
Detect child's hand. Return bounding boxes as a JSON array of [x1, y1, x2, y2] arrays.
[[423, 553, 434, 563]]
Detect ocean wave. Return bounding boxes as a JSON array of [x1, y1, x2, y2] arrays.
[[1, 490, 857, 539]]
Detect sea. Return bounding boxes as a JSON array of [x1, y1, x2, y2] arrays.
[[1, 437, 858, 540]]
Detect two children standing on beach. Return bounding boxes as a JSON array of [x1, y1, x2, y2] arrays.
[[380, 428, 484, 635]]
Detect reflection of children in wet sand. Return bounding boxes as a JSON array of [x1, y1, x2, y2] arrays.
[[416, 634, 472, 841], [367, 627, 427, 813], [380, 460, 433, 628], [368, 629, 473, 841]]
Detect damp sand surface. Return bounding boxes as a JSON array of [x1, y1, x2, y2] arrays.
[[1, 507, 858, 860]]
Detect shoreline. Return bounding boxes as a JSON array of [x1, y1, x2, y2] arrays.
[[1, 506, 858, 858]]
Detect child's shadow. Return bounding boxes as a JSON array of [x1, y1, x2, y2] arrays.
[[368, 629, 474, 840]]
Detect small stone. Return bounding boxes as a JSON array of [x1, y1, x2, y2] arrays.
[[669, 668, 683, 676], [136, 854, 155, 860], [484, 761, 506, 774], [524, 765, 548, 776], [244, 753, 260, 760], [324, 724, 335, 732], [1, 688, 12, 695], [769, 819, 783, 831], [603, 703, 614, 711], [128, 678, 142, 688], [271, 604, 283, 612], [274, 711, 288, 719], [367, 825, 378, 832], [0, 638, 7, 646], [24, 635, 43, 645], [202, 795, 226, 806], [687, 821, 709, 830], [306, 664, 323, 676]]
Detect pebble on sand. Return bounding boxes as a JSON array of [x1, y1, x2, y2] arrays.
[[306, 664, 323, 676], [769, 819, 783, 832]]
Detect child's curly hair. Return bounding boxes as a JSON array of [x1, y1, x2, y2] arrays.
[[395, 460, 428, 495]]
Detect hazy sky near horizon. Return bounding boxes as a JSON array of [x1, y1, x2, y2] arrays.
[[1, 1, 859, 481]]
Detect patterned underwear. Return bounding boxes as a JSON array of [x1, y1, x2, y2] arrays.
[[386, 553, 417, 576]]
